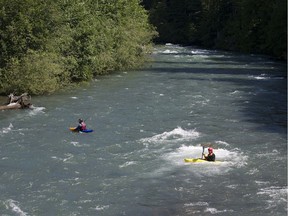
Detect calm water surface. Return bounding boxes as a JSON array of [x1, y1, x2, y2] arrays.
[[0, 44, 287, 215]]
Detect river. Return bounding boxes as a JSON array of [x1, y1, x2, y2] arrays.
[[0, 44, 287, 215]]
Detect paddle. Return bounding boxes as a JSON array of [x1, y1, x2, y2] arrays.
[[201, 146, 205, 159], [201, 143, 218, 149]]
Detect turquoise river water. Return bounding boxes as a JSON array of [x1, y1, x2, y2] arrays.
[[0, 44, 287, 215]]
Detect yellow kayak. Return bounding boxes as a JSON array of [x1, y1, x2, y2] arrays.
[[69, 127, 77, 132], [184, 158, 221, 163]]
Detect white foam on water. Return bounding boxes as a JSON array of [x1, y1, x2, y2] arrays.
[[77, 199, 93, 204], [71, 141, 80, 146], [225, 184, 239, 189], [51, 156, 61, 161], [162, 144, 248, 176], [119, 161, 137, 168], [204, 207, 234, 214], [163, 49, 178, 54], [28, 106, 45, 116], [249, 74, 270, 80], [255, 180, 270, 186], [215, 140, 230, 147], [92, 205, 110, 211], [255, 149, 280, 158], [192, 95, 210, 105], [254, 76, 269, 80], [1, 123, 13, 134], [229, 90, 241, 95], [184, 202, 234, 214], [70, 141, 90, 147], [184, 202, 208, 207], [140, 127, 200, 145], [257, 186, 288, 210], [5, 199, 27, 216], [247, 168, 259, 175], [191, 50, 206, 55], [164, 144, 231, 163], [51, 153, 75, 163], [63, 153, 74, 163]]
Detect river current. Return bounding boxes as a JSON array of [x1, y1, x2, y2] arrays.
[[0, 44, 287, 215]]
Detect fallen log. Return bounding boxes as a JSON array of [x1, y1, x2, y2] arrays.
[[0, 103, 22, 110], [0, 93, 33, 110]]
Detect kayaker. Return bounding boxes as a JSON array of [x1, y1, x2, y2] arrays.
[[75, 118, 87, 131], [203, 147, 215, 161]]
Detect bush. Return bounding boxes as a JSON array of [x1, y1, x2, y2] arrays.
[[1, 51, 68, 95], [0, 0, 157, 95]]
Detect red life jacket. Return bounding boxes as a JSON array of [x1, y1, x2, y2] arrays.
[[81, 122, 87, 130]]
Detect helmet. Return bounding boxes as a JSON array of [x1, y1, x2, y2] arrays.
[[78, 118, 83, 123], [208, 147, 213, 152]]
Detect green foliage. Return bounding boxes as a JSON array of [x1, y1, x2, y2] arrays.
[[149, 0, 202, 44], [144, 0, 286, 59], [0, 0, 61, 64], [262, 0, 287, 58], [0, 0, 157, 95], [1, 51, 68, 94], [57, 0, 157, 81], [0, 51, 68, 95], [199, 0, 235, 47]]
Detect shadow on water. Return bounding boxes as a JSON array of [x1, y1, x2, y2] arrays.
[[147, 55, 287, 135], [212, 76, 287, 134], [144, 66, 277, 76], [153, 48, 286, 65], [150, 60, 286, 70]]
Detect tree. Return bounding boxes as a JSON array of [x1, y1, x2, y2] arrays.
[[145, 0, 286, 59], [0, 0, 157, 94]]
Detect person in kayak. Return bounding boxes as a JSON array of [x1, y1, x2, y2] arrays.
[[203, 147, 215, 161], [75, 118, 87, 131]]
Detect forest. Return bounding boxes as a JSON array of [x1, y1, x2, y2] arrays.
[[0, 0, 286, 95], [142, 0, 287, 60], [0, 0, 156, 95]]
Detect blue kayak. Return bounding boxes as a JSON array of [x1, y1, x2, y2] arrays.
[[69, 127, 93, 133]]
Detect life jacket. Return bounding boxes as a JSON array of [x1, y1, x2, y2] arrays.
[[206, 153, 215, 161], [81, 122, 87, 130]]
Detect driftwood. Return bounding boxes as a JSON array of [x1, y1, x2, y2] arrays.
[[0, 93, 32, 110]]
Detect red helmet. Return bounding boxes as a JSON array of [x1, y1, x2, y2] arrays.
[[208, 147, 213, 152]]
